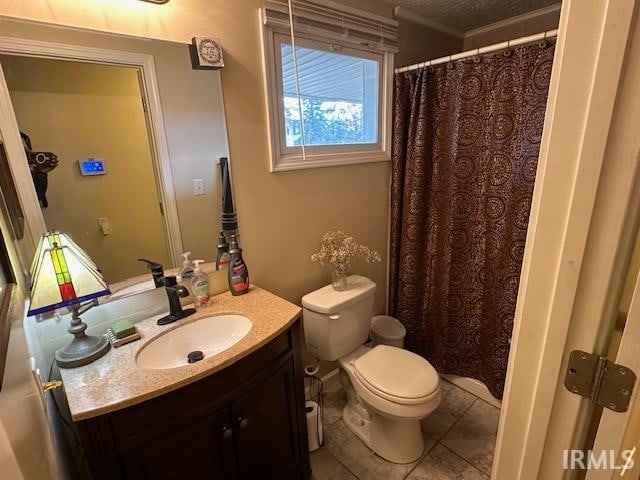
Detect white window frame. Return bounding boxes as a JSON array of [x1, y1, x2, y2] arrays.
[[260, 20, 394, 172]]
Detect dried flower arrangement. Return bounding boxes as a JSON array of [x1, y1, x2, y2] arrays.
[[310, 230, 381, 276]]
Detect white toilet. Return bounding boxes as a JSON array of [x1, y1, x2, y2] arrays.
[[302, 275, 440, 464]]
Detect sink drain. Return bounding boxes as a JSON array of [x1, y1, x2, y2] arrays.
[[187, 350, 204, 363]]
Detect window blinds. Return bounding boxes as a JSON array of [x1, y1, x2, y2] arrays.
[[262, 0, 399, 53]]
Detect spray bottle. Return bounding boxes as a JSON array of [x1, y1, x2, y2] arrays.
[[215, 231, 230, 271], [227, 235, 249, 296]]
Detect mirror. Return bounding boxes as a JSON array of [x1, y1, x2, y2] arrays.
[[0, 18, 230, 295]]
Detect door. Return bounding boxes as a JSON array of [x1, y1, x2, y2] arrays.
[[493, 0, 640, 478], [231, 359, 300, 480], [120, 408, 237, 480], [135, 69, 174, 269], [584, 252, 640, 479]]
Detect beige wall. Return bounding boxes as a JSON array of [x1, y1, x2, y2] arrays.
[[2, 56, 170, 283], [0, 3, 395, 313], [0, 1, 471, 474], [397, 19, 463, 66], [463, 8, 561, 50], [0, 0, 467, 312], [0, 1, 464, 373]]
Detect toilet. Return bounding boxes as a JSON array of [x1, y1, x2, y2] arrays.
[[302, 275, 440, 464]]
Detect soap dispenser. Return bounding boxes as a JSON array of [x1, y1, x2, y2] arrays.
[[191, 260, 210, 309], [227, 235, 249, 296], [179, 251, 195, 280]]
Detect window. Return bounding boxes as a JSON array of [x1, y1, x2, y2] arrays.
[[260, 2, 396, 172], [280, 41, 380, 147]]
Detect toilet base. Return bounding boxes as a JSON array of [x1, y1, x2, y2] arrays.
[[368, 412, 425, 464], [342, 403, 425, 464], [339, 367, 425, 464]]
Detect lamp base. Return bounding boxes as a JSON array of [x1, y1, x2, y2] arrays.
[[55, 333, 111, 369]]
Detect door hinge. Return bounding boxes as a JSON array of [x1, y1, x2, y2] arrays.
[[159, 202, 164, 216], [565, 350, 636, 412], [141, 96, 148, 113]]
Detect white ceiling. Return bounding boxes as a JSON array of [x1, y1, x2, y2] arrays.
[[381, 0, 561, 33]]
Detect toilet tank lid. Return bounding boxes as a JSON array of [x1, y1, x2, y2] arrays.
[[301, 275, 376, 314]]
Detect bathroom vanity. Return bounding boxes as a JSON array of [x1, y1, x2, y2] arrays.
[[60, 287, 310, 480]]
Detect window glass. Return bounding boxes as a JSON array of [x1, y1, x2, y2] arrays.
[[280, 43, 379, 147]]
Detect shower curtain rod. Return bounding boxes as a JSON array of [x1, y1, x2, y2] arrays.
[[395, 28, 558, 73]]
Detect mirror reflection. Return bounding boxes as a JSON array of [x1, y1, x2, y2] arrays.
[[0, 32, 229, 289]]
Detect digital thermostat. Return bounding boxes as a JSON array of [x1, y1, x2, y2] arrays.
[[78, 159, 106, 176]]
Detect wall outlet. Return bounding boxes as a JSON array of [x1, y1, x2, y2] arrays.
[[97, 217, 112, 235], [193, 178, 205, 196]]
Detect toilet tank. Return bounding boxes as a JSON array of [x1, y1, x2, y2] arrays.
[[301, 275, 376, 361]]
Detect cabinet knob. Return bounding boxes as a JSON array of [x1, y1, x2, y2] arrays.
[[221, 426, 234, 439], [237, 417, 249, 429]]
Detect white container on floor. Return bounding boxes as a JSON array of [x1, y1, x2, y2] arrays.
[[370, 315, 406, 348], [306, 400, 323, 451]]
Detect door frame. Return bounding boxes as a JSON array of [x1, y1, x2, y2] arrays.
[[586, 250, 640, 479], [0, 36, 184, 265], [494, 0, 640, 478]]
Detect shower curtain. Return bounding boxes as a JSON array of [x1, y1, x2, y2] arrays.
[[389, 40, 556, 398]]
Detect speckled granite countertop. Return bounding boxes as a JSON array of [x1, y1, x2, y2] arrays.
[[60, 286, 301, 421]]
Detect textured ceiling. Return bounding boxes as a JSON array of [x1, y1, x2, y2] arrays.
[[381, 0, 561, 32]]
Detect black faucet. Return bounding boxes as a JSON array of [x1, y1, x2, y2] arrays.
[[157, 276, 196, 326], [138, 258, 165, 288]]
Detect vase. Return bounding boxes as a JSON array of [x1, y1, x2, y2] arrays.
[[331, 270, 348, 291]]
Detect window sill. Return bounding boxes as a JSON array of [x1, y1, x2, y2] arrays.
[[271, 150, 390, 172]]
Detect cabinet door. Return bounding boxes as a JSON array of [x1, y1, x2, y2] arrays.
[[120, 407, 236, 480], [232, 359, 301, 480]]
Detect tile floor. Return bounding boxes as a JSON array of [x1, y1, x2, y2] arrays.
[[310, 375, 500, 480]]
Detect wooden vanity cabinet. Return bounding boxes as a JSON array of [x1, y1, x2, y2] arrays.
[[74, 320, 311, 480]]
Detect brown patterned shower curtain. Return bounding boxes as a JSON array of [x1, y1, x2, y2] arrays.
[[389, 40, 555, 398]]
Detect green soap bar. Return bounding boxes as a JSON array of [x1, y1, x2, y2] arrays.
[[112, 319, 136, 339]]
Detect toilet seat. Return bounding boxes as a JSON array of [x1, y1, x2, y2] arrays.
[[352, 345, 439, 405], [338, 344, 442, 462]]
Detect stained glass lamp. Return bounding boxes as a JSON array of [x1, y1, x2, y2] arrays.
[[29, 231, 97, 280], [28, 232, 111, 368]]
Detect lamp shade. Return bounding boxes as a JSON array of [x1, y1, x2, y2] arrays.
[[29, 231, 97, 278], [28, 233, 110, 316]]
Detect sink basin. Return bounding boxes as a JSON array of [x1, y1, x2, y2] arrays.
[[136, 314, 252, 370]]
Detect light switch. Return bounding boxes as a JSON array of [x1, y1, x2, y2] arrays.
[[193, 178, 205, 196], [97, 217, 111, 236]]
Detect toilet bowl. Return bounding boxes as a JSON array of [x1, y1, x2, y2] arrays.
[[301, 275, 441, 463], [338, 345, 440, 463]]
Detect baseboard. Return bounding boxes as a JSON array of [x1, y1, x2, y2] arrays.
[[320, 368, 339, 383], [441, 374, 502, 409]]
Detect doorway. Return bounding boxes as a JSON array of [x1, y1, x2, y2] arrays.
[[0, 55, 171, 283]]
